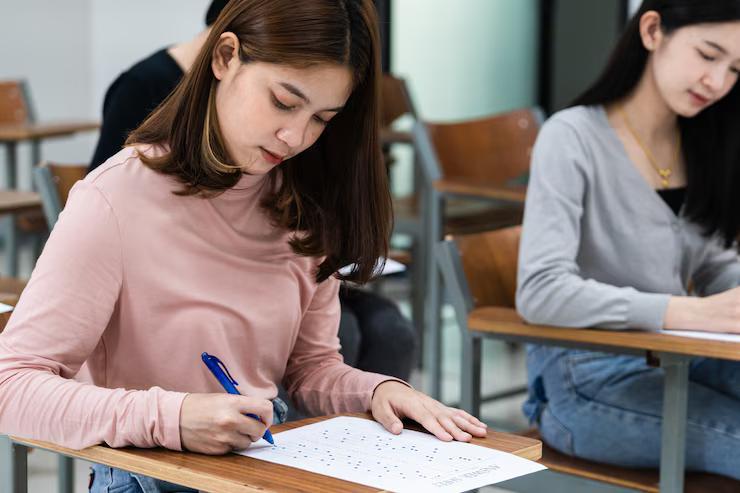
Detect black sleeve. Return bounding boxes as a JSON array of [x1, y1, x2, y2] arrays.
[[88, 73, 156, 173]]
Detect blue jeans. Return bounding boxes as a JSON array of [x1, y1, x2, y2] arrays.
[[523, 345, 740, 480], [89, 397, 288, 492]]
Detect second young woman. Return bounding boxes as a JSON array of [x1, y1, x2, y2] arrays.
[[517, 0, 740, 479]]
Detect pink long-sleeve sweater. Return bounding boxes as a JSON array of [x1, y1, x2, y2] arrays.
[[0, 146, 393, 451]]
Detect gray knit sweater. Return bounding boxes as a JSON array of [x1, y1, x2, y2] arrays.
[[516, 105, 740, 331]]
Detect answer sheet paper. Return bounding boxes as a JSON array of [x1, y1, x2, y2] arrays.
[[238, 416, 546, 493], [661, 329, 740, 343]]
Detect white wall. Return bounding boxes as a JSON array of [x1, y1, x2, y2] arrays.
[[392, 0, 539, 121], [0, 0, 209, 186], [2, 1, 539, 193], [389, 0, 538, 195]]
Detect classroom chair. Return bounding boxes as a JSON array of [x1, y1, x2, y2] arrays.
[[435, 225, 740, 493], [413, 107, 544, 399], [0, 80, 97, 277], [377, 74, 426, 340]]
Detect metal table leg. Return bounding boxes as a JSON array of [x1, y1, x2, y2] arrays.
[[3, 143, 19, 277], [58, 455, 74, 493], [4, 142, 17, 189], [422, 184, 443, 399], [659, 353, 690, 493], [1, 435, 28, 493], [460, 334, 482, 416]]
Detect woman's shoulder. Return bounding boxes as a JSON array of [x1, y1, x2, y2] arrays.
[[84, 144, 179, 203], [541, 105, 605, 135]]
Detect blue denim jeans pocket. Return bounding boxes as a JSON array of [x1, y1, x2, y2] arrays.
[[565, 350, 618, 401], [522, 375, 547, 424], [539, 406, 575, 456]]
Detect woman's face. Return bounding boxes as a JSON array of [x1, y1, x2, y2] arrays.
[[212, 33, 353, 174], [647, 20, 740, 117]]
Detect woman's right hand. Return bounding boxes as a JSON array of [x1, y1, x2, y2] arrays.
[[179, 393, 273, 454], [666, 287, 740, 333]]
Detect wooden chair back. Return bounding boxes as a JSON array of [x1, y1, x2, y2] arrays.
[[455, 225, 520, 309], [33, 162, 87, 228], [0, 80, 33, 125], [48, 163, 87, 206], [425, 108, 542, 186], [380, 74, 416, 128]]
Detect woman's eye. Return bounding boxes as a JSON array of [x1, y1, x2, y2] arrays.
[[272, 95, 294, 111], [697, 50, 716, 62], [313, 115, 328, 125]]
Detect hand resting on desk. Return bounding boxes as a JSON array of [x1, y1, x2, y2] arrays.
[[371, 381, 488, 442], [179, 393, 273, 454], [666, 286, 740, 334]]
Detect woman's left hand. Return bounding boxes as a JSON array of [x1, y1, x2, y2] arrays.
[[371, 380, 488, 442]]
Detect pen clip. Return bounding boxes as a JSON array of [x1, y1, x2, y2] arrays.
[[203, 352, 239, 386]]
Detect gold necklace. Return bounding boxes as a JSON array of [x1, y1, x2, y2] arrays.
[[618, 106, 681, 188]]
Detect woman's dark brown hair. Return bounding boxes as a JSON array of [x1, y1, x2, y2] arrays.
[[127, 0, 390, 283]]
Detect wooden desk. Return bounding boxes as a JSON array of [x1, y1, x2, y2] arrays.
[[0, 122, 100, 142], [0, 190, 43, 277], [0, 190, 42, 215], [462, 307, 740, 493], [434, 178, 527, 203], [11, 413, 542, 493], [0, 121, 99, 189], [469, 307, 740, 361]]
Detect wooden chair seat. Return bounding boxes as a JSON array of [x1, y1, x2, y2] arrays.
[[521, 429, 739, 493]]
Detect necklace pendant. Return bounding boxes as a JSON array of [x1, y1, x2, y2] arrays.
[[658, 168, 672, 179], [661, 178, 670, 188]]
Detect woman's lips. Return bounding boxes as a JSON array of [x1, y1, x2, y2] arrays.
[[260, 147, 284, 165], [688, 90, 710, 107]]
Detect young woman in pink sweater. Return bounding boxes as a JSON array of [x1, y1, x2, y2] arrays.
[[0, 1, 486, 489]]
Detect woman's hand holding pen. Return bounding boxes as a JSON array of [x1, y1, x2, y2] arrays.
[[179, 393, 273, 454], [370, 381, 488, 442]]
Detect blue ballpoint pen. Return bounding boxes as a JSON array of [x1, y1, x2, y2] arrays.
[[201, 352, 275, 445]]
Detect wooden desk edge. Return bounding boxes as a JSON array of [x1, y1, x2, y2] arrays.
[[469, 307, 740, 361], [11, 414, 542, 492], [434, 179, 527, 202]]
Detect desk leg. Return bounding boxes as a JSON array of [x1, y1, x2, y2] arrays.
[[659, 353, 689, 493], [58, 455, 74, 493], [1, 435, 28, 493], [3, 142, 19, 277], [460, 334, 482, 417], [422, 184, 442, 400], [4, 142, 17, 189], [3, 216, 18, 277]]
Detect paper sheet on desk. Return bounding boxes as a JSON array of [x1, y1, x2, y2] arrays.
[[238, 417, 546, 493], [338, 257, 406, 277], [661, 329, 740, 343]]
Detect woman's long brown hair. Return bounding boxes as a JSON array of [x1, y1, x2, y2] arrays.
[[127, 0, 391, 283]]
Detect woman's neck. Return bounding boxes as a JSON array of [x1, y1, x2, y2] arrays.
[[617, 66, 678, 145], [167, 27, 212, 73]]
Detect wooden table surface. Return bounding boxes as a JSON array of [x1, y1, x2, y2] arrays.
[[434, 178, 527, 203], [0, 121, 99, 141], [0, 190, 42, 214], [13, 413, 541, 493], [469, 307, 740, 361]]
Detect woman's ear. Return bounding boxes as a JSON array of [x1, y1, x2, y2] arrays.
[[639, 10, 663, 52], [212, 32, 240, 81]]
